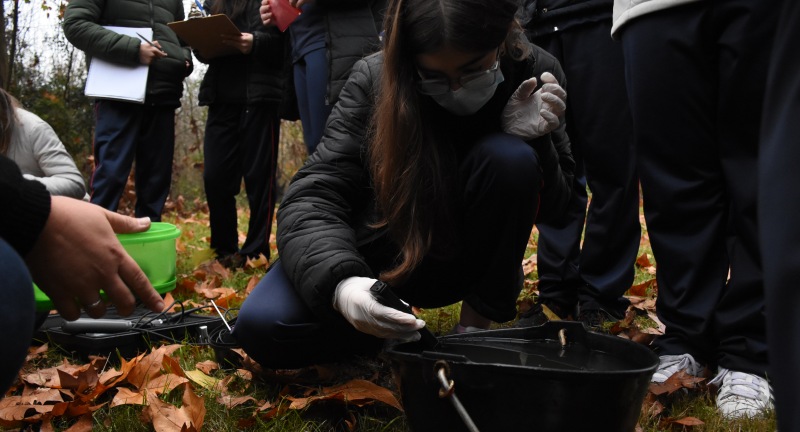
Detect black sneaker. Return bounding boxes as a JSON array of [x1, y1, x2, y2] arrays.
[[576, 306, 619, 331], [515, 301, 573, 328], [217, 252, 246, 269]]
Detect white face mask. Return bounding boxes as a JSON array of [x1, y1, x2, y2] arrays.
[[430, 70, 505, 116]]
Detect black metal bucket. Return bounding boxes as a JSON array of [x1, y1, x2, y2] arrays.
[[386, 321, 658, 432]]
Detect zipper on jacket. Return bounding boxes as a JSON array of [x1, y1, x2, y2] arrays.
[[149, 0, 155, 29]]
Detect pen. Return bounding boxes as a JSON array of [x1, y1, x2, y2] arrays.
[[194, 0, 208, 16], [136, 32, 165, 53]]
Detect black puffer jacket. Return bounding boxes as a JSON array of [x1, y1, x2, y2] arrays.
[[196, 0, 286, 105], [277, 46, 575, 320], [316, 0, 387, 105], [64, 0, 193, 106], [523, 0, 612, 38]]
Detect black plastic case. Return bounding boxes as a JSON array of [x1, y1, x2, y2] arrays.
[[34, 307, 226, 361]]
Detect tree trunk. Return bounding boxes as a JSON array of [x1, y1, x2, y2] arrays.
[[0, 0, 8, 89], [7, 0, 20, 91], [64, 44, 75, 102]]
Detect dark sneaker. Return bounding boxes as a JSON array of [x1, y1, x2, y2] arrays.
[[515, 301, 573, 328], [576, 306, 619, 331], [217, 252, 246, 269]]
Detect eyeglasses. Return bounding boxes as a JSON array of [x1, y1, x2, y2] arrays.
[[415, 60, 501, 96]]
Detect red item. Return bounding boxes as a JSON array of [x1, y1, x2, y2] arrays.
[[269, 0, 301, 32]]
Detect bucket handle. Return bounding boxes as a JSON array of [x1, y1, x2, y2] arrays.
[[434, 360, 480, 432]]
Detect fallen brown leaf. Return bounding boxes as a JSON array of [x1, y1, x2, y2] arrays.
[[0, 395, 58, 428], [127, 345, 183, 390], [142, 374, 189, 395], [649, 370, 706, 396], [522, 256, 537, 277], [245, 275, 260, 295], [216, 395, 258, 409], [246, 254, 269, 269], [143, 383, 205, 432], [195, 360, 219, 375], [629, 279, 655, 297], [635, 253, 652, 267], [213, 290, 239, 309], [110, 387, 146, 407], [671, 416, 704, 427], [18, 387, 64, 405], [286, 379, 402, 412], [26, 344, 49, 361]]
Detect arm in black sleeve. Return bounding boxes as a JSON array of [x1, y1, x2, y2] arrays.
[[0, 155, 52, 256], [276, 56, 379, 320], [251, 26, 285, 60]]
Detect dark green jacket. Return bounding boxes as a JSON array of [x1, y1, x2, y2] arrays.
[[63, 0, 193, 106]]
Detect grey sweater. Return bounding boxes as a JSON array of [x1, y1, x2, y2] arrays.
[[6, 109, 88, 200], [612, 0, 699, 37]]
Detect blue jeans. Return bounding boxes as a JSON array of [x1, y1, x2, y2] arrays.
[[0, 237, 35, 394], [293, 47, 333, 155], [90, 100, 176, 220]]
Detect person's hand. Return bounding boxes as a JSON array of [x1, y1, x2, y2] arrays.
[[24, 197, 165, 321], [333, 277, 425, 340], [502, 72, 567, 140], [289, 0, 311, 7], [260, 0, 274, 26], [221, 33, 254, 54], [139, 42, 167, 65]]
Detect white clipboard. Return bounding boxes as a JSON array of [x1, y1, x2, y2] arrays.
[[84, 26, 151, 103]]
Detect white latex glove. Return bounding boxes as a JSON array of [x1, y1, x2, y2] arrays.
[[502, 72, 567, 140], [333, 276, 426, 341]]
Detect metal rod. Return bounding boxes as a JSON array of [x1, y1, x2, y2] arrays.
[[436, 367, 480, 432], [210, 300, 232, 332]]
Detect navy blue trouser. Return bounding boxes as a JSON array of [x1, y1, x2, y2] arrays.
[[533, 20, 640, 318], [759, 0, 800, 429], [0, 238, 35, 395], [620, 0, 776, 375], [203, 104, 280, 259], [294, 47, 333, 155], [235, 133, 541, 368], [90, 100, 176, 221]]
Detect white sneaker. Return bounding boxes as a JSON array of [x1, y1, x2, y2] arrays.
[[652, 353, 705, 383], [709, 368, 774, 419]]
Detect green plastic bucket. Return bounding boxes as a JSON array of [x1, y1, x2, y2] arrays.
[[116, 222, 181, 286], [33, 222, 181, 311]]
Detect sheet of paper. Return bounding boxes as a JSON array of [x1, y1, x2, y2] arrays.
[[84, 26, 152, 104]]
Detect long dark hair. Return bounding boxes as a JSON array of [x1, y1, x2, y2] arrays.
[[0, 88, 20, 155], [370, 0, 530, 284]]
